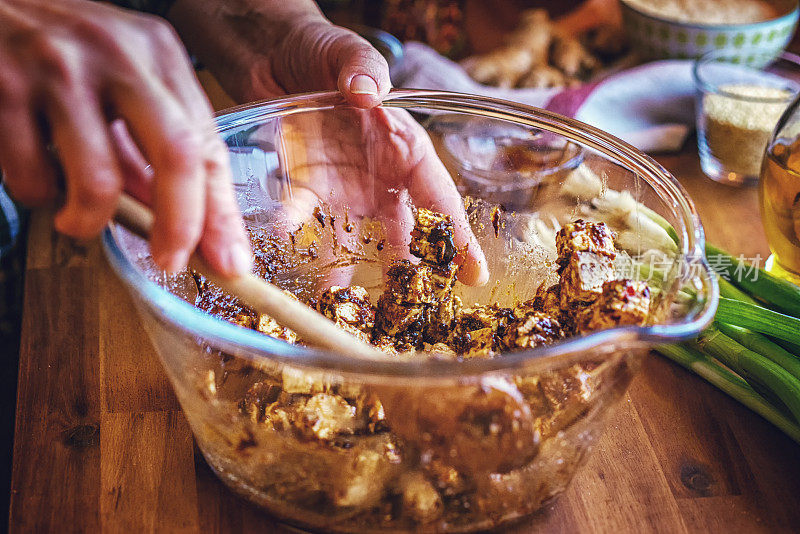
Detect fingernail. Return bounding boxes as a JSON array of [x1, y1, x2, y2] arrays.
[[157, 248, 191, 273], [350, 74, 378, 96], [228, 242, 253, 276]]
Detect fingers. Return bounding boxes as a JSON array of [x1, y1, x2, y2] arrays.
[[0, 104, 59, 208], [47, 91, 123, 239], [408, 151, 490, 286], [196, 141, 252, 278], [109, 119, 153, 205], [0, 54, 59, 206], [332, 32, 392, 109], [377, 109, 489, 286], [110, 81, 208, 272]]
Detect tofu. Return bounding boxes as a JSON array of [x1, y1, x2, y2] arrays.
[[423, 295, 461, 345], [555, 219, 616, 266], [450, 305, 515, 358], [383, 260, 436, 304], [503, 310, 564, 350], [556, 220, 617, 307], [328, 435, 401, 509], [281, 366, 329, 395], [317, 285, 374, 330], [409, 208, 457, 266], [256, 313, 298, 343], [297, 393, 357, 440], [576, 279, 651, 333], [400, 471, 443, 523], [317, 285, 374, 343], [558, 251, 616, 306], [374, 295, 425, 337]]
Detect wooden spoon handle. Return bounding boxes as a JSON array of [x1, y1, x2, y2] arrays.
[[113, 194, 384, 360]]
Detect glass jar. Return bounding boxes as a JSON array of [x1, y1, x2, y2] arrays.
[[760, 88, 800, 282]]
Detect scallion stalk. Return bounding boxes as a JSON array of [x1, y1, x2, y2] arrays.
[[706, 244, 800, 317], [694, 328, 800, 423], [716, 297, 800, 346], [655, 344, 800, 444], [716, 322, 800, 382]]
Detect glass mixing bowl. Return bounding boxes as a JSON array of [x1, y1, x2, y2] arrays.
[[102, 90, 717, 533]]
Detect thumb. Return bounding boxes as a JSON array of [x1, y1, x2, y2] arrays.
[[330, 31, 392, 109]]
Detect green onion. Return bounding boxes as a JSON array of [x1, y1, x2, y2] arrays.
[[706, 243, 800, 317], [694, 328, 800, 423], [718, 277, 757, 304], [716, 323, 800, 382], [716, 297, 800, 346], [656, 343, 800, 444]]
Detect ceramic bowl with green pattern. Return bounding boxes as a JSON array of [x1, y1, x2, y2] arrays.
[[620, 0, 799, 61]]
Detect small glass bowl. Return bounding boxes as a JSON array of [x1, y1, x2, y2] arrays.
[[693, 50, 800, 186], [427, 114, 584, 210]]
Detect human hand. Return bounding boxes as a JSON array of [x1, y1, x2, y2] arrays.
[[274, 105, 489, 286], [0, 0, 251, 276], [169, 0, 488, 284]]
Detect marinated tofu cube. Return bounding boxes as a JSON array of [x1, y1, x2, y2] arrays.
[[422, 295, 461, 344], [297, 393, 357, 441], [450, 305, 514, 357], [317, 286, 374, 330], [400, 471, 443, 523], [559, 251, 615, 306], [281, 366, 329, 394], [503, 311, 564, 350], [329, 436, 401, 508], [555, 219, 616, 267], [256, 313, 298, 343], [515, 283, 562, 321], [576, 279, 651, 333], [384, 260, 436, 304], [375, 293, 425, 339], [410, 208, 457, 266]]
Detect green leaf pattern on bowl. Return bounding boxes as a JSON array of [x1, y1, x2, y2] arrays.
[[621, 2, 799, 61]]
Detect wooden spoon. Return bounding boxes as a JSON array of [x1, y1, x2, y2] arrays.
[[114, 194, 384, 360]]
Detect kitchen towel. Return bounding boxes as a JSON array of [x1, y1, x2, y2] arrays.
[[392, 42, 697, 153]]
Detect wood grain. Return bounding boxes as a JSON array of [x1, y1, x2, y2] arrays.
[[9, 92, 800, 534]]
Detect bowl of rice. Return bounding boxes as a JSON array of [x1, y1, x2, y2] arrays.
[[620, 0, 799, 61]]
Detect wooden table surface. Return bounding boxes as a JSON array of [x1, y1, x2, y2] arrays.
[[9, 78, 800, 532]]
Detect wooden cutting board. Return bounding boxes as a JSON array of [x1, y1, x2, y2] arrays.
[[9, 79, 800, 532]]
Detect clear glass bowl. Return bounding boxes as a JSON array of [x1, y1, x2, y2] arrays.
[[102, 90, 718, 533]]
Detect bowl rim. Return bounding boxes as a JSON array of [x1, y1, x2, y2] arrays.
[[102, 89, 719, 379], [620, 0, 799, 31]]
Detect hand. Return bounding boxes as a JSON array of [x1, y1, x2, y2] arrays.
[[169, 0, 488, 284], [0, 0, 251, 276], [273, 105, 489, 286], [168, 0, 392, 109]]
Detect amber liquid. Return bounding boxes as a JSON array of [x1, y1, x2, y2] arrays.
[[759, 139, 800, 282]]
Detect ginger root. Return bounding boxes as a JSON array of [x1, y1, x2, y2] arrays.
[[461, 7, 623, 90], [461, 9, 552, 88]]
